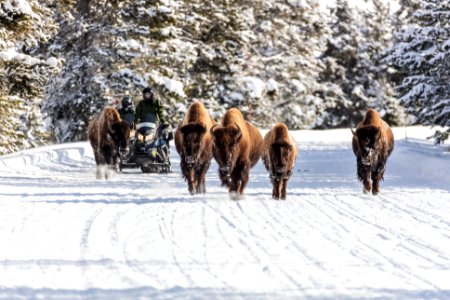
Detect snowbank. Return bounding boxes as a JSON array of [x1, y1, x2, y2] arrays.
[[0, 127, 448, 299]]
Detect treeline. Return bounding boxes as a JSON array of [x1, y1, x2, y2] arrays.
[[0, 0, 448, 155]]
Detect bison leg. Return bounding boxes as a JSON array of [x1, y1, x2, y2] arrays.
[[181, 162, 197, 195], [362, 172, 372, 194], [191, 170, 200, 195], [357, 159, 372, 193], [197, 161, 210, 194], [372, 162, 386, 195], [113, 153, 121, 172], [96, 166, 102, 180], [218, 169, 230, 188], [280, 178, 288, 200], [227, 177, 240, 200], [372, 175, 380, 195], [271, 178, 281, 200], [104, 150, 116, 180], [230, 163, 250, 200], [94, 150, 105, 179], [238, 163, 251, 195], [188, 169, 196, 195]]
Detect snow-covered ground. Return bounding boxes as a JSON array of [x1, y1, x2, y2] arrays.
[[0, 127, 449, 299]]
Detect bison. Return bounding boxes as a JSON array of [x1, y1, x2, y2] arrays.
[[211, 108, 264, 200], [88, 107, 130, 179], [262, 123, 298, 200], [352, 109, 394, 195], [175, 101, 216, 194]]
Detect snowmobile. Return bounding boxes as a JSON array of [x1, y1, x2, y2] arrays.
[[119, 122, 173, 173]]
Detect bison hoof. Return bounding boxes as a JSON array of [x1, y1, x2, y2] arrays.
[[363, 188, 371, 194], [229, 192, 241, 201], [372, 190, 379, 196]]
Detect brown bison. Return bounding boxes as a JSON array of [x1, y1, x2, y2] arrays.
[[175, 101, 216, 194], [88, 107, 130, 179], [262, 123, 298, 200], [211, 108, 264, 200], [352, 109, 394, 195]]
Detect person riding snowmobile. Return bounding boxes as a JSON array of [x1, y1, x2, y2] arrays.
[[120, 87, 173, 173], [133, 87, 170, 142], [118, 96, 135, 128], [134, 87, 167, 125]]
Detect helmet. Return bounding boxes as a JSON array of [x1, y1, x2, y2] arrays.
[[143, 87, 152, 94], [122, 96, 132, 108], [143, 87, 153, 100]]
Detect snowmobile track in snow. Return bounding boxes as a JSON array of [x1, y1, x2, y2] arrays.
[[0, 128, 449, 299]]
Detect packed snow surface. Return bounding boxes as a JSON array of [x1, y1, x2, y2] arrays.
[[0, 127, 449, 299]]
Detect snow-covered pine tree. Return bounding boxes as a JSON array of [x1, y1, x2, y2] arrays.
[[363, 0, 402, 125], [42, 0, 348, 144], [389, 0, 421, 88], [45, 0, 199, 142], [44, 0, 121, 142], [316, 0, 365, 128], [116, 0, 193, 123], [316, 0, 401, 128], [0, 0, 57, 154], [388, 0, 450, 143], [394, 0, 422, 27], [232, 0, 328, 129]]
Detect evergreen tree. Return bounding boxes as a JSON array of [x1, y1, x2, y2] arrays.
[[388, 0, 450, 143], [45, 0, 198, 142], [364, 0, 402, 125], [235, 0, 328, 128], [316, 0, 360, 128], [316, 0, 401, 128], [44, 0, 123, 142], [0, 0, 57, 154], [43, 0, 329, 143]]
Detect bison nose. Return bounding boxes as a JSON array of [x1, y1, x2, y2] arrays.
[[276, 166, 286, 173], [220, 166, 229, 173], [185, 156, 195, 164]]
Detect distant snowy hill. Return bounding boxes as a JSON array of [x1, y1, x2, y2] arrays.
[[0, 127, 448, 299]]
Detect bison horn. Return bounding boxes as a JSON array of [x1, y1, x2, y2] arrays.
[[210, 124, 218, 135], [234, 123, 242, 140], [350, 128, 356, 136]]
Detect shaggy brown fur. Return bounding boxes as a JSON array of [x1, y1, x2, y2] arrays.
[[211, 108, 264, 200], [262, 123, 298, 200], [352, 109, 394, 195], [88, 107, 130, 179], [175, 101, 216, 194]]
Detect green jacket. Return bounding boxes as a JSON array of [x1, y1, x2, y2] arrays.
[[134, 98, 166, 124]]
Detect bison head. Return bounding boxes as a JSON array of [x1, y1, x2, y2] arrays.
[[353, 126, 381, 165], [271, 142, 293, 175], [110, 121, 131, 150], [180, 123, 207, 164], [211, 123, 242, 174]]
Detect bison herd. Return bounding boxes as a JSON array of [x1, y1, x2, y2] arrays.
[[89, 103, 394, 199], [175, 103, 298, 200]]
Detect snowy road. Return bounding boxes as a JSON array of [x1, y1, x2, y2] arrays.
[[0, 128, 449, 299]]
